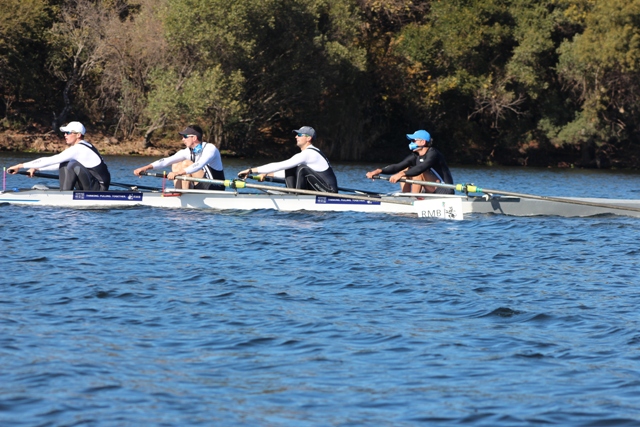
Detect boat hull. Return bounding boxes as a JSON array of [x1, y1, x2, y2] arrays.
[[468, 196, 640, 218], [2, 188, 640, 218], [419, 194, 640, 218], [0, 189, 463, 220]]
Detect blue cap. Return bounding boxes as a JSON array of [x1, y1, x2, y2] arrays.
[[406, 130, 431, 142]]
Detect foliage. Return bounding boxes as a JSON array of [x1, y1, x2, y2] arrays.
[[0, 0, 54, 124], [2, 0, 640, 167], [556, 0, 640, 149]]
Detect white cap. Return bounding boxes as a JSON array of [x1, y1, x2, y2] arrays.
[[60, 121, 86, 135]]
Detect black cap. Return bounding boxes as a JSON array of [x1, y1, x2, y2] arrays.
[[178, 125, 203, 140]]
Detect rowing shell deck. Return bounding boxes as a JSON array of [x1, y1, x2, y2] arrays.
[[0, 188, 463, 220], [2, 188, 640, 219], [393, 192, 640, 218], [465, 195, 640, 218]]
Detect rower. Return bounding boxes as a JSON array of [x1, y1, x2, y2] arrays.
[[133, 124, 225, 191], [6, 121, 111, 191], [237, 126, 339, 193], [366, 129, 454, 194]]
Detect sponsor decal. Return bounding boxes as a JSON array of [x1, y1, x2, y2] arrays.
[[416, 200, 461, 220], [315, 196, 381, 205], [73, 191, 143, 201]]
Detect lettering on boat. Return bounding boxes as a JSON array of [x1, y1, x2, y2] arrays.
[[418, 209, 444, 218], [315, 196, 381, 205], [73, 191, 143, 201], [416, 203, 461, 220]]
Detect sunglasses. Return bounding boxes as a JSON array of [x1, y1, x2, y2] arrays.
[[182, 134, 193, 139], [296, 133, 309, 137], [64, 132, 76, 135]]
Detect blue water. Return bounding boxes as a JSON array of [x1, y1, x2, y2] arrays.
[[2, 153, 640, 426]]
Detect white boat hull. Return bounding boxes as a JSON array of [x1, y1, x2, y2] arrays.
[[0, 189, 464, 220], [2, 188, 640, 219]]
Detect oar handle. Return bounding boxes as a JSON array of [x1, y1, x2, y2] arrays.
[[13, 170, 160, 191], [15, 170, 60, 180], [142, 171, 241, 189], [372, 175, 468, 192], [143, 171, 413, 205], [248, 174, 283, 184], [141, 171, 168, 178]]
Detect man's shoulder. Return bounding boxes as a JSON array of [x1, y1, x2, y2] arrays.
[[76, 140, 95, 149], [306, 145, 326, 156], [203, 141, 219, 151]]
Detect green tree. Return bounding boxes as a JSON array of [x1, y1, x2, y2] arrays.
[[556, 0, 640, 165], [393, 0, 519, 161], [46, 0, 113, 130], [145, 0, 374, 158], [0, 0, 53, 125], [97, 0, 171, 140]]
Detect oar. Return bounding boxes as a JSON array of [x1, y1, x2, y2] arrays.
[[373, 175, 640, 213], [248, 174, 381, 196], [14, 170, 161, 191], [142, 171, 413, 206]]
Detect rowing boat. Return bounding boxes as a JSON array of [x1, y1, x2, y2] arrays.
[[3, 170, 640, 219], [403, 193, 640, 218], [372, 175, 640, 219], [3, 184, 640, 219], [0, 187, 463, 219]]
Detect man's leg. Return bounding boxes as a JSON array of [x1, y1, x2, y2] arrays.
[[59, 160, 96, 190], [172, 161, 194, 189], [295, 166, 335, 192], [284, 167, 297, 188], [411, 170, 440, 193], [399, 168, 412, 192], [58, 162, 76, 190]]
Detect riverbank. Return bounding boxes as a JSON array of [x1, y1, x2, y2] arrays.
[[0, 130, 179, 157], [2, 129, 638, 169]]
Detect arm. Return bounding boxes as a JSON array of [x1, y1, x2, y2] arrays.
[[134, 150, 189, 176], [385, 154, 418, 183], [366, 168, 383, 179], [255, 151, 308, 174], [7, 147, 82, 175], [380, 155, 414, 175], [366, 154, 414, 180], [238, 151, 308, 178], [19, 147, 79, 171], [403, 150, 439, 177], [133, 164, 154, 176], [6, 163, 29, 175]]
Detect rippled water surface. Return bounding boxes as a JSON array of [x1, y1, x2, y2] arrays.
[[2, 154, 640, 426]]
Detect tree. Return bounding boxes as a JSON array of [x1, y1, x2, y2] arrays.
[[46, 0, 113, 130], [97, 0, 171, 140], [556, 0, 640, 157], [0, 0, 53, 125]]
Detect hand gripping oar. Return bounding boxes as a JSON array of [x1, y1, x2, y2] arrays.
[[373, 175, 640, 214], [14, 170, 161, 191], [142, 171, 413, 206], [248, 174, 381, 196]]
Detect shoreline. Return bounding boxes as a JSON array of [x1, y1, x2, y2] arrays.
[[2, 130, 638, 170], [0, 131, 179, 157]]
